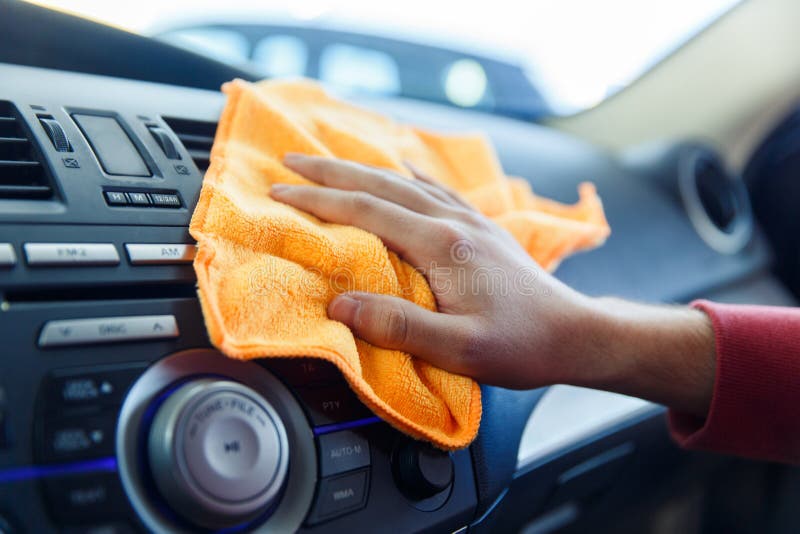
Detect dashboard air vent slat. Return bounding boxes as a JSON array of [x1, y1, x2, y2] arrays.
[[162, 117, 217, 174], [0, 101, 54, 199]]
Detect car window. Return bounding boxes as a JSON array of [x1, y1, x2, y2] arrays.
[[319, 44, 401, 96], [35, 0, 743, 119], [253, 35, 308, 78], [158, 28, 249, 65], [442, 58, 492, 108]]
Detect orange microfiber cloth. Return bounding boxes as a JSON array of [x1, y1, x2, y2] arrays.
[[189, 79, 610, 449]]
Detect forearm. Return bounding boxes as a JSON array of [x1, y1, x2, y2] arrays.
[[571, 297, 716, 417]]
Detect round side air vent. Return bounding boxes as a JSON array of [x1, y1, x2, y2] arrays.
[[679, 148, 753, 254]]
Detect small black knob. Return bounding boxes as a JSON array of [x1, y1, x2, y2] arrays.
[[392, 438, 454, 500], [38, 117, 72, 152], [147, 126, 182, 160]]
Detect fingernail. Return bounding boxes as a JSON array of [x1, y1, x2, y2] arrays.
[[283, 152, 304, 163], [270, 183, 289, 195], [329, 295, 361, 325]]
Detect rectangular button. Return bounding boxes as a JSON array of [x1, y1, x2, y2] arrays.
[[125, 243, 195, 265], [126, 192, 150, 205], [24, 243, 120, 266], [72, 114, 150, 177], [150, 193, 181, 207], [104, 191, 128, 205], [38, 315, 179, 347], [41, 414, 116, 462], [295, 386, 373, 426], [0, 243, 16, 267], [43, 473, 130, 524], [318, 431, 370, 477], [266, 358, 344, 387], [307, 469, 369, 525], [43, 363, 147, 413]]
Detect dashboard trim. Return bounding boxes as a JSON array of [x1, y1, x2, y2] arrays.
[[516, 386, 658, 471]]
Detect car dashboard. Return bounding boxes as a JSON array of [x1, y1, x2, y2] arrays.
[[0, 7, 797, 533]]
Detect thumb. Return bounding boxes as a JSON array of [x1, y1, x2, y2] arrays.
[[328, 291, 474, 374]]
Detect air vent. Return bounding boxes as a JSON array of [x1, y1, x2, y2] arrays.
[[162, 117, 217, 174], [679, 148, 752, 254], [0, 101, 54, 199]]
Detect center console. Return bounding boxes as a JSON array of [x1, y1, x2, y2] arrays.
[[0, 63, 476, 533]]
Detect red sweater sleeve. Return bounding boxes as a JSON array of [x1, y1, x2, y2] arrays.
[[668, 300, 800, 464]]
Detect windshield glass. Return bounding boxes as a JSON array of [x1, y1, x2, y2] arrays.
[[28, 0, 741, 119]]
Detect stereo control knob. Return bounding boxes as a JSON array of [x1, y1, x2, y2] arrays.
[[392, 438, 454, 500], [148, 379, 289, 529]]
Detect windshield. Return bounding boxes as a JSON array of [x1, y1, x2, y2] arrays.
[[28, 0, 741, 119]]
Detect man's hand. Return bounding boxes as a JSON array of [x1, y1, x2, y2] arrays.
[[271, 153, 591, 389], [271, 154, 716, 416]]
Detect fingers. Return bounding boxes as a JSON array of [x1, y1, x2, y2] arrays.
[[284, 154, 450, 216], [404, 161, 474, 210], [270, 183, 441, 264], [328, 291, 476, 374]]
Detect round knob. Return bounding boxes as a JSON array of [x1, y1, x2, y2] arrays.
[[148, 379, 289, 529], [392, 438, 454, 500]]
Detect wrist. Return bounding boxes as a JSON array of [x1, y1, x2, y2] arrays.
[[538, 293, 628, 389], [570, 297, 717, 417], [565, 296, 638, 390]]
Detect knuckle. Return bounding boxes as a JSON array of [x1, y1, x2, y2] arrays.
[[373, 167, 394, 181], [318, 162, 340, 186], [352, 162, 387, 185], [417, 183, 449, 203], [452, 207, 478, 222], [372, 169, 405, 191], [378, 304, 409, 347], [435, 222, 468, 247], [453, 323, 486, 371], [349, 191, 375, 212], [462, 210, 492, 230]]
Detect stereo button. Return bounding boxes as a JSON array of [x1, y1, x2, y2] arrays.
[[148, 380, 290, 529], [24, 243, 120, 266], [43, 473, 130, 524], [0, 244, 16, 267], [42, 414, 116, 462], [307, 469, 368, 525], [43, 363, 147, 412], [150, 193, 181, 207], [295, 386, 373, 426], [38, 315, 179, 347], [104, 191, 128, 205], [266, 358, 343, 387], [125, 243, 195, 265], [318, 430, 370, 477], [127, 192, 150, 205]]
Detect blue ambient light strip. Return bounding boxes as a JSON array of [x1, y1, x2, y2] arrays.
[[312, 415, 383, 436], [0, 456, 117, 484]]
